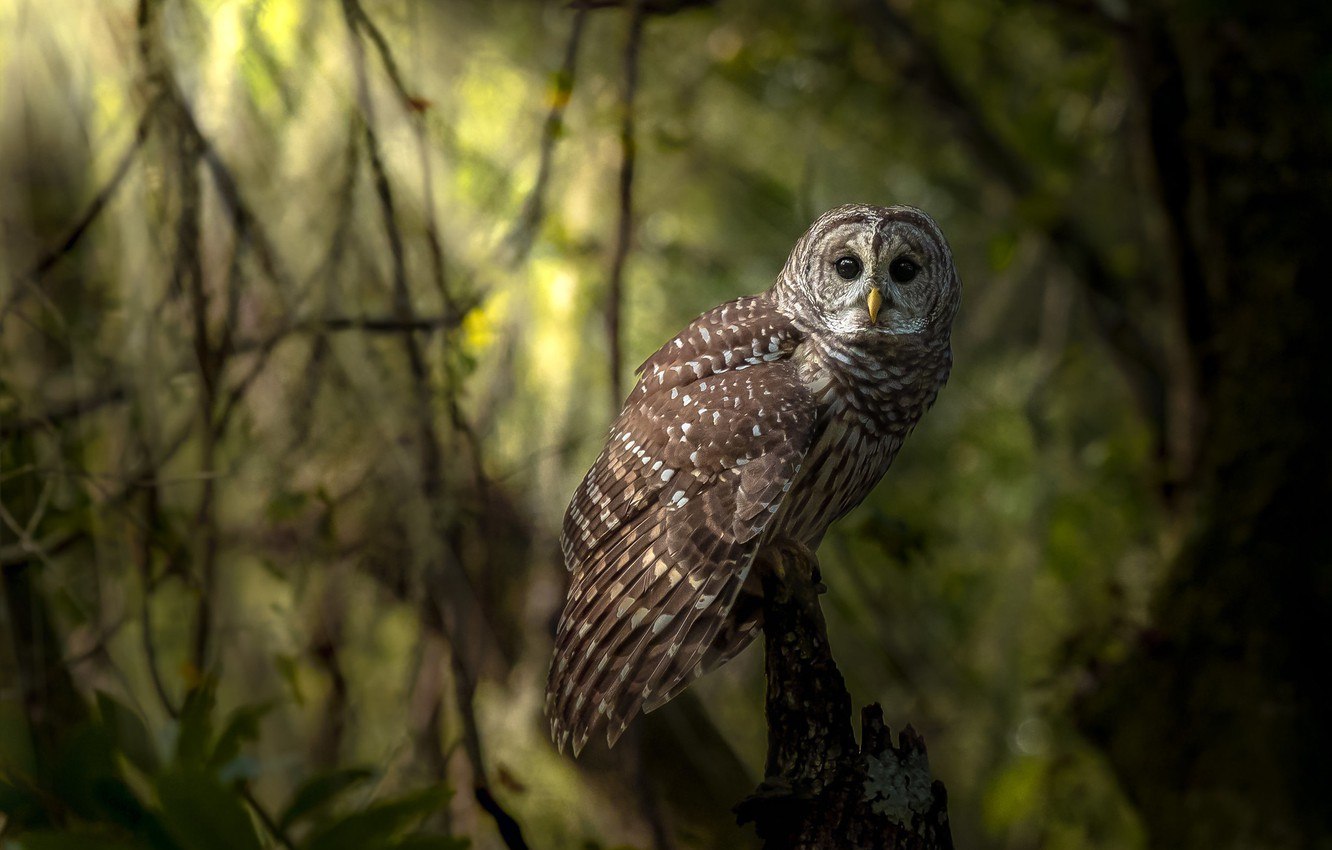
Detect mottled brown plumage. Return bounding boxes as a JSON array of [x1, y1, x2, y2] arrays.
[[547, 204, 962, 755]]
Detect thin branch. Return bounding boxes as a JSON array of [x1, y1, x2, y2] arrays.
[[505, 5, 589, 263], [61, 613, 132, 668], [0, 526, 82, 570], [0, 102, 156, 329], [341, 0, 439, 492], [164, 98, 222, 677], [137, 0, 295, 300], [340, 6, 528, 847], [240, 5, 298, 115], [407, 634, 451, 785], [349, 0, 471, 319], [443, 637, 529, 850], [474, 6, 590, 434], [606, 0, 648, 406], [136, 479, 178, 718], [6, 314, 464, 438], [139, 0, 226, 677], [347, 0, 417, 109], [412, 102, 459, 321], [308, 574, 349, 770]]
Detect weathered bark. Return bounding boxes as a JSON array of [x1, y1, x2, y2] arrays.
[[1077, 3, 1332, 848], [735, 541, 953, 850]]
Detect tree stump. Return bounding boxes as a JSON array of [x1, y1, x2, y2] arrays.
[[734, 541, 954, 850]]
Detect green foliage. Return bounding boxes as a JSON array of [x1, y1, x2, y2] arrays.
[[301, 786, 456, 850], [157, 768, 264, 850], [278, 769, 375, 831], [0, 687, 462, 850]]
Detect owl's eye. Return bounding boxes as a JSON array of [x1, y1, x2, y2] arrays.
[[834, 256, 862, 280], [889, 257, 920, 283]]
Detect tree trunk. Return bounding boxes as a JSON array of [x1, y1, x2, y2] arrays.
[[1078, 4, 1332, 847], [736, 541, 954, 850]]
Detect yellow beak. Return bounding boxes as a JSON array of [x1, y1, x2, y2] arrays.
[[867, 287, 882, 325]]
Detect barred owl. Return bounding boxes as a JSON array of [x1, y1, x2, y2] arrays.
[[547, 204, 961, 755]]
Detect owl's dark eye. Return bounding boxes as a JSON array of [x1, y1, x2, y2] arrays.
[[889, 257, 920, 283], [834, 256, 862, 280]]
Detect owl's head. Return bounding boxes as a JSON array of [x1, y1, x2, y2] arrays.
[[773, 204, 961, 341]]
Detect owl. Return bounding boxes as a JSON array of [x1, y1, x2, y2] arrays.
[[547, 204, 961, 755]]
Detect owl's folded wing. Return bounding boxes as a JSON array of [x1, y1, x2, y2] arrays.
[[549, 295, 819, 755]]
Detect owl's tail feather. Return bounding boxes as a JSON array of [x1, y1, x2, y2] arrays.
[[641, 586, 763, 716], [546, 530, 756, 756], [547, 510, 666, 753], [594, 549, 746, 751]]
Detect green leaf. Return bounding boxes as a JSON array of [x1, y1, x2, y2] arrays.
[[208, 702, 273, 772], [155, 767, 262, 850], [0, 699, 37, 777], [0, 775, 48, 829], [7, 831, 145, 850], [89, 774, 157, 834], [302, 786, 452, 850], [96, 691, 161, 775], [173, 683, 217, 768], [51, 723, 119, 820], [275, 654, 305, 706], [278, 768, 374, 830]]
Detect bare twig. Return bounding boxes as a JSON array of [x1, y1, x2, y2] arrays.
[[136, 479, 179, 718], [346, 0, 416, 109], [505, 5, 589, 262], [240, 4, 297, 114], [6, 314, 464, 438], [309, 574, 349, 770], [137, 0, 295, 300], [408, 634, 451, 784], [137, 0, 226, 678], [412, 105, 458, 320], [0, 530, 82, 569], [0, 503, 78, 570], [475, 6, 590, 433], [61, 613, 132, 668], [341, 0, 439, 490], [351, 0, 471, 319], [340, 6, 528, 846], [449, 646, 529, 850], [165, 103, 223, 677], [0, 102, 156, 329], [606, 0, 648, 405]]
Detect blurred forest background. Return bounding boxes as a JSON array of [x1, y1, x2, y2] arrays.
[[2, 0, 1330, 848]]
